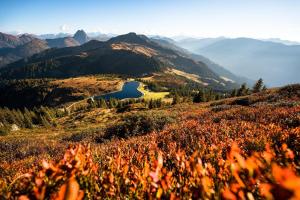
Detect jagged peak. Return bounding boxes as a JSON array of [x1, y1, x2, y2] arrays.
[[73, 30, 89, 44]]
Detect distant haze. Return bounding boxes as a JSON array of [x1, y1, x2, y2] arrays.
[[177, 37, 300, 87], [1, 0, 300, 42]]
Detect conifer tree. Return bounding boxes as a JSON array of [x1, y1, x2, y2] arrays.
[[237, 83, 248, 96], [193, 90, 206, 103], [99, 98, 107, 108], [172, 94, 180, 105], [148, 99, 154, 109], [262, 85, 267, 91], [23, 112, 33, 128], [253, 78, 264, 93], [231, 89, 238, 97]]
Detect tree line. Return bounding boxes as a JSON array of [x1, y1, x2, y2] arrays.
[[0, 106, 65, 135], [230, 78, 267, 97], [87, 97, 169, 111]]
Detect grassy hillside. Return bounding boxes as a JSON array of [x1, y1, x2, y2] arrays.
[[0, 75, 124, 108], [0, 84, 299, 199], [138, 83, 170, 101]]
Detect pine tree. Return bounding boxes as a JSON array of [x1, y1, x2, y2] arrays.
[[23, 113, 33, 128], [193, 90, 206, 103], [117, 101, 124, 109], [262, 85, 267, 91], [148, 99, 154, 109], [172, 94, 180, 105], [156, 99, 162, 108], [108, 98, 118, 108], [99, 98, 107, 108], [87, 97, 96, 108], [40, 106, 52, 121], [237, 83, 248, 96], [231, 89, 238, 97], [253, 78, 264, 93], [23, 108, 33, 128], [40, 115, 51, 127], [4, 107, 16, 124]]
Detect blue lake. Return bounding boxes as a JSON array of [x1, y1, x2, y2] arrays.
[[95, 81, 143, 100]]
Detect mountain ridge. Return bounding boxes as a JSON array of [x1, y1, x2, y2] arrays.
[[0, 32, 239, 90], [194, 38, 300, 86]]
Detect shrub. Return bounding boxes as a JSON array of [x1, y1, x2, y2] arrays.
[[211, 105, 232, 112], [0, 126, 10, 136], [3, 143, 300, 199], [279, 84, 300, 98], [105, 112, 175, 139], [231, 97, 251, 106]]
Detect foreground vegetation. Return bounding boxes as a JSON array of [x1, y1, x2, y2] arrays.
[[0, 84, 299, 199]]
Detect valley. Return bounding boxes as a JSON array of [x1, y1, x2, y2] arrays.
[[0, 2, 299, 198]]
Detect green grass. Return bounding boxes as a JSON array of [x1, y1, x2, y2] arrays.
[[138, 83, 170, 100]]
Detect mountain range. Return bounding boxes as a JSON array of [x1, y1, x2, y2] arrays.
[[0, 31, 244, 90], [0, 30, 91, 67], [0, 33, 36, 48], [2, 29, 298, 89], [176, 37, 300, 86]]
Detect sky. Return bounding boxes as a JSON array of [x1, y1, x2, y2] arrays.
[[1, 0, 300, 41]]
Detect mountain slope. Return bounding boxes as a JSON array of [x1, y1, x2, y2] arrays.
[[0, 36, 163, 78], [109, 33, 239, 89], [0, 33, 238, 90], [0, 39, 49, 67], [0, 32, 35, 48], [152, 37, 251, 85], [195, 38, 300, 86], [45, 30, 90, 48], [175, 37, 225, 52], [46, 37, 80, 48]]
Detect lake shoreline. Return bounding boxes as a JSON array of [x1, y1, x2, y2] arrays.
[[94, 81, 143, 100]]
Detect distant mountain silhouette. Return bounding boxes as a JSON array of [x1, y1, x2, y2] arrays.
[[192, 38, 300, 86], [0, 38, 49, 67], [37, 33, 71, 40], [152, 37, 251, 85], [46, 37, 80, 48], [262, 38, 300, 46], [0, 31, 109, 68], [176, 37, 225, 52], [73, 30, 90, 44], [0, 32, 36, 48], [45, 30, 90, 48], [0, 32, 239, 90]]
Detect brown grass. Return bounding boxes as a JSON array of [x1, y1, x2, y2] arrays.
[[51, 76, 124, 97]]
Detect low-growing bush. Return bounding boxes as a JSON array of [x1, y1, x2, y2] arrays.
[[231, 97, 251, 106], [211, 105, 232, 112], [279, 84, 300, 98], [0, 126, 10, 136], [2, 143, 300, 199], [105, 112, 176, 139]]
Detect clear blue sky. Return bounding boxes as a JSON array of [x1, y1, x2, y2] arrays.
[[1, 0, 299, 41]]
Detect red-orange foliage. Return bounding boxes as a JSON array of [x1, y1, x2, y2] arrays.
[[2, 141, 299, 199], [1, 97, 299, 199]]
